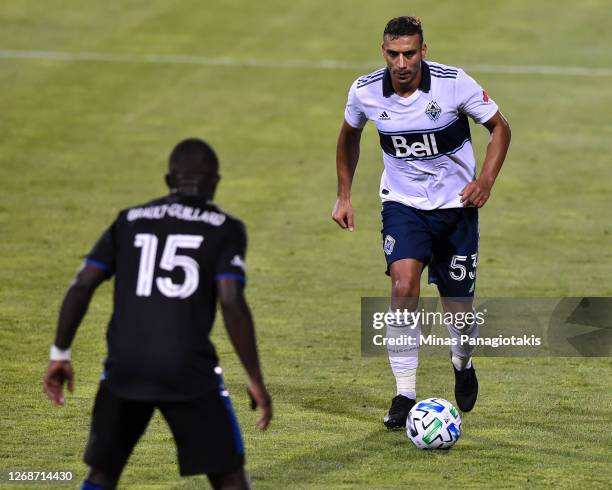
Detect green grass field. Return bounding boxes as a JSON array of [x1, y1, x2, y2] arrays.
[[1, 1, 611, 488]]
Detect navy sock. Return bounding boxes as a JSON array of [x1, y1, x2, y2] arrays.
[[81, 480, 107, 490]]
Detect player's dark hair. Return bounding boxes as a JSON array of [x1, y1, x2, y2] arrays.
[[383, 16, 424, 44], [169, 138, 219, 176]]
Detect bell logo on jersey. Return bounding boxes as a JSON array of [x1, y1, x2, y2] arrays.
[[391, 133, 439, 158]]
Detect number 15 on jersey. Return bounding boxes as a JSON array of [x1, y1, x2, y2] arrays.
[[133, 233, 204, 299]]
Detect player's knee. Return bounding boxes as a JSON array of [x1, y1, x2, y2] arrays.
[[392, 277, 420, 298]]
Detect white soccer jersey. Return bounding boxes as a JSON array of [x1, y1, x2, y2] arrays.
[[344, 61, 498, 209]]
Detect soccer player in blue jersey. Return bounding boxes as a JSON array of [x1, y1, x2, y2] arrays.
[[332, 16, 511, 427]]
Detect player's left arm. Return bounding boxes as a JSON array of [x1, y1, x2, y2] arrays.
[[217, 278, 272, 430], [43, 264, 107, 405], [460, 111, 511, 208]]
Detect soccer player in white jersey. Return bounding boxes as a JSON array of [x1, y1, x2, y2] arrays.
[[332, 16, 511, 428]]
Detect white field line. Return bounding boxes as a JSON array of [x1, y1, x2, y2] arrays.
[[0, 49, 611, 77]]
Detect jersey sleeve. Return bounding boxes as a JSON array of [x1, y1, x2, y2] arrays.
[[455, 69, 499, 124], [344, 80, 368, 129], [215, 220, 247, 284], [85, 218, 118, 278]]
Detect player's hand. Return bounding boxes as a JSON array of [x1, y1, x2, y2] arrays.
[[459, 177, 493, 208], [332, 197, 355, 231], [43, 361, 74, 406], [247, 379, 272, 430]]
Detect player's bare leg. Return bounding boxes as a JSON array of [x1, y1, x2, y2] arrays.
[[384, 259, 424, 428], [440, 297, 479, 412], [207, 467, 250, 490]]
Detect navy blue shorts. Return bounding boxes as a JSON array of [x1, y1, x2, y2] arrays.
[[381, 201, 479, 297]]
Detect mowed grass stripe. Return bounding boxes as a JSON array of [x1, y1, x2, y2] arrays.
[[2, 49, 612, 77]]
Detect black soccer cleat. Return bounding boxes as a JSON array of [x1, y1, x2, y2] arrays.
[[383, 395, 416, 429], [453, 364, 478, 412]]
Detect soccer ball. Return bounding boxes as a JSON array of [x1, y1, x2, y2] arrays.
[[406, 397, 462, 449]]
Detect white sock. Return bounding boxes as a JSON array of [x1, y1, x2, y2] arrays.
[[386, 313, 420, 400], [395, 370, 416, 400], [446, 308, 478, 370], [451, 355, 473, 371]]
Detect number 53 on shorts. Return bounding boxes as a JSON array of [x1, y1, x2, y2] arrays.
[[428, 252, 479, 298], [449, 253, 478, 281]]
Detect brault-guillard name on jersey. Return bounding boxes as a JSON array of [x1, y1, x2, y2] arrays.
[[127, 203, 226, 226]]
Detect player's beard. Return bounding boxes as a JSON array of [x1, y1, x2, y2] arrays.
[[393, 66, 419, 89]]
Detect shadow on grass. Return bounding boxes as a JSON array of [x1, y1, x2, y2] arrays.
[[172, 427, 458, 489], [274, 382, 389, 423]]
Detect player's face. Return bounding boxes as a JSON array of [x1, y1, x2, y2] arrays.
[[381, 35, 427, 87]]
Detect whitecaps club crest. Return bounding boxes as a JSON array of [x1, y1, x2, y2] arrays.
[[425, 100, 442, 121], [383, 235, 396, 255]]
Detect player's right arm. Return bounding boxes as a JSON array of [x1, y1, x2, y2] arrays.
[[44, 220, 116, 405], [332, 79, 367, 231], [43, 264, 108, 405], [217, 278, 272, 430], [332, 120, 363, 231]]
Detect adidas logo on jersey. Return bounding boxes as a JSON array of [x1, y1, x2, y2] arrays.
[[378, 111, 391, 120], [391, 133, 439, 158]]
